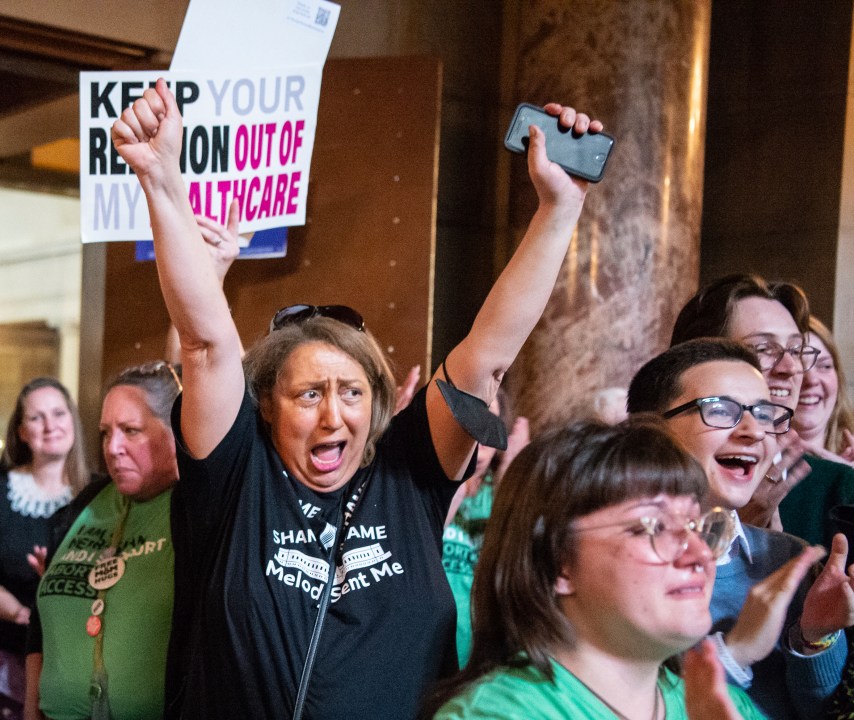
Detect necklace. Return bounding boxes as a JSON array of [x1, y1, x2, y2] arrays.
[[571, 672, 662, 720]]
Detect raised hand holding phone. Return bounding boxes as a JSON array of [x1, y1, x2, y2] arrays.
[[505, 102, 614, 182]]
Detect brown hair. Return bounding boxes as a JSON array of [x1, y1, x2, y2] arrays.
[[242, 317, 396, 466], [426, 416, 707, 713], [806, 317, 854, 454], [671, 273, 810, 346], [2, 377, 89, 496]]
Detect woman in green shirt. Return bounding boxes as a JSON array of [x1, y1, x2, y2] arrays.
[[431, 417, 765, 720], [25, 362, 182, 720]]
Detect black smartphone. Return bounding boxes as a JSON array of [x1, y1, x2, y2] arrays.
[[504, 103, 614, 183]]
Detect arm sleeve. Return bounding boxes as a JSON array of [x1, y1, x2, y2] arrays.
[[784, 630, 847, 720], [380, 386, 470, 524], [171, 384, 258, 537]]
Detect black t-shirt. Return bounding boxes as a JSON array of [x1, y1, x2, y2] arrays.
[[166, 385, 463, 719]]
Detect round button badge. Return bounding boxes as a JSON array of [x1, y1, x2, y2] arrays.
[[88, 556, 126, 591], [86, 615, 102, 637]]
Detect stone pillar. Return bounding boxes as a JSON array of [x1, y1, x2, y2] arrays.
[[504, 0, 711, 431], [835, 15, 854, 402]]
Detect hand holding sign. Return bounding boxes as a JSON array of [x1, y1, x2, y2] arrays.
[[111, 79, 183, 185]]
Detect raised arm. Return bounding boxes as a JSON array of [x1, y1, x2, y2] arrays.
[[426, 104, 602, 478], [112, 79, 244, 457]]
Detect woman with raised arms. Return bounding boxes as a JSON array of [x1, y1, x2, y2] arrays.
[[111, 79, 603, 720]]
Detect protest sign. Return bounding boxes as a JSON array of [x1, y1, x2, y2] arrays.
[[172, 0, 339, 70], [80, 68, 320, 242]]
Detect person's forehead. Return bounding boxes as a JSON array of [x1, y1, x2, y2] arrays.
[[676, 360, 769, 400], [100, 385, 150, 422], [582, 494, 700, 524], [728, 296, 800, 340], [280, 341, 367, 378], [808, 333, 830, 355], [24, 386, 67, 410]]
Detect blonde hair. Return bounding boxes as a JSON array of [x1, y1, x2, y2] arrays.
[[809, 317, 854, 454]]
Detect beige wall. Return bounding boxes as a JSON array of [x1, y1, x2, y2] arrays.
[[0, 188, 81, 394]]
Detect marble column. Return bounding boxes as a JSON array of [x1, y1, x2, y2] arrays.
[[504, 0, 711, 432]]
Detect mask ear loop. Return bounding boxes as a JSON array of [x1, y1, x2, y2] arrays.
[[435, 360, 508, 450]]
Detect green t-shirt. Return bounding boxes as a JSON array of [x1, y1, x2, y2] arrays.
[[37, 483, 174, 720], [434, 661, 765, 719], [442, 476, 494, 666]]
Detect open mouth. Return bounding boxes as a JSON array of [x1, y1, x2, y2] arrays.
[[769, 388, 791, 399], [798, 394, 821, 406], [311, 442, 346, 472], [715, 454, 758, 477]]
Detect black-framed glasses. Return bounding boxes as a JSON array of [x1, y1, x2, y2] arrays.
[[663, 396, 792, 434], [747, 341, 820, 373], [569, 507, 736, 563], [269, 304, 365, 333], [118, 361, 183, 393]]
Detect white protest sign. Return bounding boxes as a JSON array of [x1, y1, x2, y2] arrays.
[[172, 0, 340, 70], [79, 68, 321, 242]]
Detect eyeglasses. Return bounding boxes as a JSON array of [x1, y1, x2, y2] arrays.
[[269, 304, 365, 333], [662, 395, 792, 434], [118, 361, 183, 393], [747, 341, 820, 373], [569, 507, 736, 563]]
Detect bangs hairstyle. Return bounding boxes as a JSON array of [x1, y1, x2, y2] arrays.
[[427, 416, 706, 712], [2, 377, 90, 496], [808, 317, 854, 454], [242, 317, 396, 466], [671, 273, 811, 346]]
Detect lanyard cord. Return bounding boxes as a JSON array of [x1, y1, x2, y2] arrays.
[[90, 494, 132, 716], [292, 477, 369, 720]]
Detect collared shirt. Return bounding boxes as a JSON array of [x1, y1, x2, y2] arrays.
[[717, 510, 752, 566]]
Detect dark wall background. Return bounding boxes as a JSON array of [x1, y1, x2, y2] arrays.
[[329, 1, 508, 370], [701, 0, 852, 324]]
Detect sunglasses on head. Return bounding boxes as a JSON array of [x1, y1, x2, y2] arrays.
[[118, 361, 183, 393], [269, 304, 365, 333]]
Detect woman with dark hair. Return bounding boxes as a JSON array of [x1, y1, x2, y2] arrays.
[[0, 378, 88, 718], [24, 361, 181, 720], [431, 417, 762, 719], [112, 78, 604, 719]]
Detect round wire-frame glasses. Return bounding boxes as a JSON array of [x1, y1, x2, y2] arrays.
[[569, 506, 736, 563]]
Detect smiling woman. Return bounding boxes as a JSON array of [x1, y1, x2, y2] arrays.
[[794, 317, 854, 465], [0, 378, 88, 718]]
